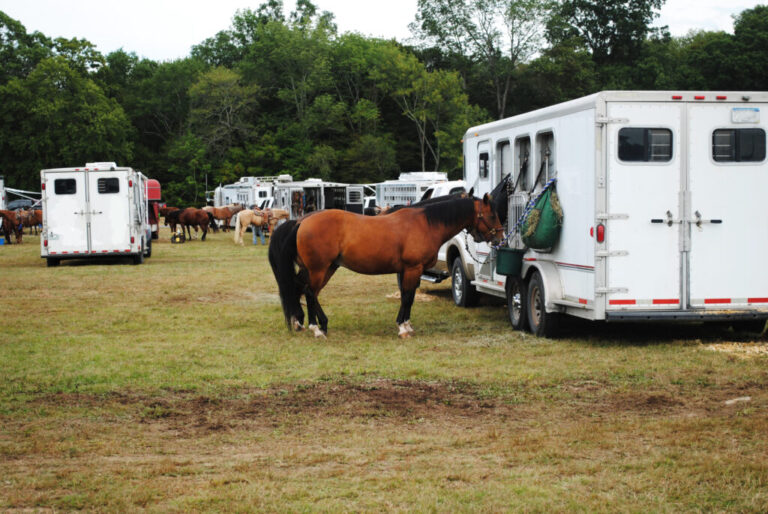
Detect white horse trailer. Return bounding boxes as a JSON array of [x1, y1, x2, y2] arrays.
[[375, 172, 448, 208], [0, 175, 5, 210], [438, 91, 768, 336], [40, 163, 152, 266]]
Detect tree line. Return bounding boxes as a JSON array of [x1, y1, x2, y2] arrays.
[[1, 0, 766, 206]]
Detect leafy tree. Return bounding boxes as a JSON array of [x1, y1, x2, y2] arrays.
[[0, 57, 132, 189], [0, 11, 52, 84], [188, 67, 259, 160], [546, 0, 666, 67], [410, 0, 553, 119]]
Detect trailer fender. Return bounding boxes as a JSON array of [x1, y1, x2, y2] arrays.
[[523, 261, 564, 313]]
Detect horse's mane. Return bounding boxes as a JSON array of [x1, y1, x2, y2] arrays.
[[383, 192, 467, 215], [421, 196, 476, 228]]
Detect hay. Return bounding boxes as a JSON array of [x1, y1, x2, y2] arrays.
[[523, 209, 540, 238]]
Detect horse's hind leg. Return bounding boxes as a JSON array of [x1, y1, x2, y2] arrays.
[[396, 269, 421, 338]]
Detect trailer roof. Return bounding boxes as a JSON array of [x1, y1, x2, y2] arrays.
[[465, 90, 768, 139]]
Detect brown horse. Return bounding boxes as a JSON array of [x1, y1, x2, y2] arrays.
[[18, 209, 42, 235], [268, 194, 503, 338], [0, 210, 22, 244], [203, 204, 243, 232], [233, 209, 269, 246], [166, 208, 214, 241], [266, 208, 290, 230]]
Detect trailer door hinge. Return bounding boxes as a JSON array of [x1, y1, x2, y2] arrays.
[[596, 117, 629, 125], [596, 287, 628, 294]]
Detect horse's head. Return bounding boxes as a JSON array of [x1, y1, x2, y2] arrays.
[[470, 194, 504, 244]]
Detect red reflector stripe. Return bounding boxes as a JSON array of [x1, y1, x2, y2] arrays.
[[716, 95, 727, 100], [113, 250, 121, 253], [524, 258, 537, 262], [62, 251, 68, 254], [50, 252, 57, 255], [609, 299, 636, 305], [705, 298, 731, 304], [672, 95, 683, 100], [652, 299, 679, 305], [579, 298, 588, 305], [748, 297, 768, 303], [124, 250, 131, 253], [694, 95, 705, 100], [102, 250, 108, 253]]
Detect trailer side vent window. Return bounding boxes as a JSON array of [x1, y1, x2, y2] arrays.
[[618, 128, 672, 162], [97, 178, 120, 194], [479, 152, 490, 179], [712, 128, 766, 162], [347, 190, 362, 203], [54, 179, 76, 195]]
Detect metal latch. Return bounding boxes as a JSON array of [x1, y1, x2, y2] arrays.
[[693, 210, 722, 228], [596, 117, 629, 125], [596, 287, 629, 294], [596, 213, 629, 220]]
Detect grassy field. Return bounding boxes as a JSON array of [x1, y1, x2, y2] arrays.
[[1, 227, 767, 512]]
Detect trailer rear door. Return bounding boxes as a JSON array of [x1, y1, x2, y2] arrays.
[[605, 103, 683, 308], [89, 171, 131, 253], [687, 103, 768, 308], [46, 172, 90, 255]]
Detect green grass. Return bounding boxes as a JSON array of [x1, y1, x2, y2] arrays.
[[1, 228, 767, 512]]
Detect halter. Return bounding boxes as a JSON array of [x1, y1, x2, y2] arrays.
[[473, 209, 501, 242]]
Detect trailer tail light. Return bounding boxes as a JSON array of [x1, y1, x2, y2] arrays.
[[44, 239, 48, 247], [596, 224, 605, 243], [129, 180, 133, 187], [130, 236, 135, 244], [41, 183, 46, 190]]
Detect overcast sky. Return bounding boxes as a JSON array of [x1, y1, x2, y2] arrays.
[[0, 0, 763, 62]]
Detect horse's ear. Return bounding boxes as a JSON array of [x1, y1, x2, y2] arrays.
[[468, 187, 474, 197], [483, 193, 490, 205]]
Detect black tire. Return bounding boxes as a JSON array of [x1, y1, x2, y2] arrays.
[[145, 237, 152, 258], [526, 271, 561, 337], [506, 276, 528, 331], [151, 230, 159, 240], [132, 244, 145, 265], [451, 257, 478, 307], [731, 319, 766, 335], [46, 258, 60, 267]]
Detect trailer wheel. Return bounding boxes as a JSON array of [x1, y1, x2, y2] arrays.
[[132, 243, 145, 265], [46, 258, 60, 268], [526, 271, 560, 337], [505, 276, 528, 331], [451, 257, 478, 307], [145, 237, 152, 258]]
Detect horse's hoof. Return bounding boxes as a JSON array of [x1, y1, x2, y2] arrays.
[[309, 324, 326, 339], [292, 318, 305, 331], [398, 324, 411, 338]]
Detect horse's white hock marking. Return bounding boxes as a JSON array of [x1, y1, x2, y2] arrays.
[[308, 324, 326, 339]]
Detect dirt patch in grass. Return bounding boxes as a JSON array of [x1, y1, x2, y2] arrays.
[[706, 342, 768, 358], [26, 378, 763, 436]]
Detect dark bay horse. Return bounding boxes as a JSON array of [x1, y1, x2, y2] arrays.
[[166, 208, 215, 241], [268, 194, 504, 338], [0, 210, 22, 244]]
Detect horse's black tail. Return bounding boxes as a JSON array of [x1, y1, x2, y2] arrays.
[[268, 219, 304, 330]]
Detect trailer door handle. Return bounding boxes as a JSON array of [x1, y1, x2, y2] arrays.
[[694, 210, 722, 227], [651, 219, 664, 224]]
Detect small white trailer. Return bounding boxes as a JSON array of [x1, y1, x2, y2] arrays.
[[40, 162, 152, 266], [436, 91, 768, 336], [375, 171, 448, 208]]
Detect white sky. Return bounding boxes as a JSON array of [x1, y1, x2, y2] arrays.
[[0, 0, 763, 62]]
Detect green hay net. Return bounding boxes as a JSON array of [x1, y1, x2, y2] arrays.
[[521, 186, 563, 250]]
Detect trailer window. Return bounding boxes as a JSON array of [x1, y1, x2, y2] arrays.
[[97, 178, 119, 194], [479, 152, 490, 179], [712, 128, 766, 162], [618, 128, 672, 162], [54, 179, 76, 195]]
